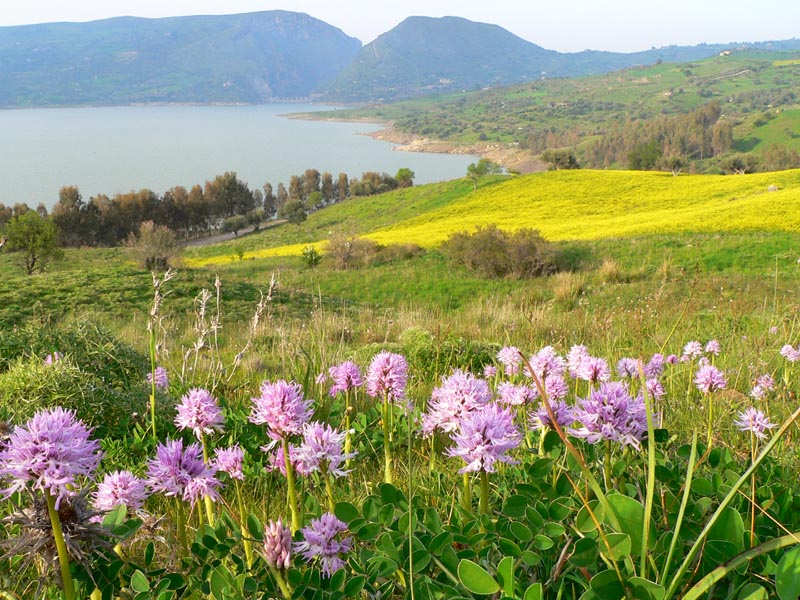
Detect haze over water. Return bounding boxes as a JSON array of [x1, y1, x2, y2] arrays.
[[0, 104, 477, 208]]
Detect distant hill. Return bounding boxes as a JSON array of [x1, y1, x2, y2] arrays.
[[0, 11, 361, 107], [318, 15, 800, 101]]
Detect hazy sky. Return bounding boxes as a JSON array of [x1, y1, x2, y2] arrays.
[[1, 0, 798, 53]]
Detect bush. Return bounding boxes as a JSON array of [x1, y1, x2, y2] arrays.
[[326, 233, 380, 270], [0, 357, 145, 437], [126, 220, 180, 270], [441, 225, 561, 279]]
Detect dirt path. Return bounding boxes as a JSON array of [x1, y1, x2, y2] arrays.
[[182, 220, 284, 247]]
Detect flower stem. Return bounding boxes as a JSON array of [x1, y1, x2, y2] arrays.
[[175, 498, 188, 558], [148, 327, 158, 442], [479, 470, 489, 516], [45, 493, 76, 600], [235, 479, 254, 568], [383, 395, 393, 485], [282, 437, 302, 533], [462, 472, 472, 513], [321, 463, 336, 513], [201, 435, 215, 526], [268, 564, 293, 600]]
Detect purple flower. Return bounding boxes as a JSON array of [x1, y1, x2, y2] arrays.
[[365, 351, 408, 406], [175, 387, 225, 439], [294, 512, 353, 577], [214, 445, 244, 480], [570, 381, 648, 449], [526, 346, 566, 380], [750, 373, 776, 401], [147, 439, 221, 504], [616, 358, 640, 379], [544, 374, 569, 400], [666, 354, 679, 365], [644, 354, 665, 378], [422, 370, 492, 436], [315, 372, 328, 386], [769, 326, 779, 335], [264, 442, 312, 477], [496, 382, 538, 406], [567, 345, 590, 378], [734, 408, 777, 440], [575, 356, 612, 384], [44, 352, 63, 365], [695, 365, 727, 394], [446, 403, 521, 474], [295, 422, 356, 478], [482, 364, 498, 379], [328, 361, 363, 397], [147, 366, 169, 391], [682, 341, 704, 361], [0, 407, 102, 508], [780, 344, 800, 363], [529, 400, 575, 431], [497, 346, 522, 376], [264, 519, 292, 569], [705, 340, 721, 356], [93, 470, 149, 513], [645, 378, 665, 400], [250, 380, 314, 440]]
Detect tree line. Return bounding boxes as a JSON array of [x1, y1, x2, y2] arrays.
[[0, 167, 415, 248]]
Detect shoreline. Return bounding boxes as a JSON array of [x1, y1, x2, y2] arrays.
[[288, 111, 545, 174]]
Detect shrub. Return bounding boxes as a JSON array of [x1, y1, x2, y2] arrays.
[[0, 357, 145, 437], [326, 233, 380, 270], [441, 225, 561, 279], [126, 220, 180, 270]]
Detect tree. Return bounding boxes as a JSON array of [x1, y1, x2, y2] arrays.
[[276, 183, 289, 213], [2, 210, 63, 275], [263, 183, 277, 219], [278, 199, 307, 225], [51, 185, 85, 247], [337, 173, 349, 203], [222, 214, 248, 236], [763, 144, 800, 171], [721, 153, 760, 175], [627, 140, 662, 170], [126, 220, 180, 270], [540, 149, 580, 170], [395, 168, 415, 188], [466, 158, 501, 190], [321, 172, 335, 203], [662, 156, 686, 176]]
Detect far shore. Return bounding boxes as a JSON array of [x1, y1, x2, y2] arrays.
[[287, 110, 546, 175]]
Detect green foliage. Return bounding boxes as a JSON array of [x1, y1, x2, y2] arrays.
[[628, 140, 664, 170], [222, 215, 248, 237], [278, 199, 308, 226], [541, 149, 580, 170], [442, 224, 562, 278], [1, 210, 63, 275], [301, 245, 322, 269], [0, 357, 144, 437], [126, 220, 180, 270]]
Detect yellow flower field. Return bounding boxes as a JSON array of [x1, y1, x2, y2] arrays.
[[188, 169, 800, 265], [364, 169, 800, 247]]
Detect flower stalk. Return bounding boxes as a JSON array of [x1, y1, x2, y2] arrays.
[[45, 492, 76, 600]]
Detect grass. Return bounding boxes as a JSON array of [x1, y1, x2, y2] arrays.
[[182, 169, 800, 266]]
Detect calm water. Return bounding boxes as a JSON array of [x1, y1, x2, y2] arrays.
[[0, 104, 477, 208]]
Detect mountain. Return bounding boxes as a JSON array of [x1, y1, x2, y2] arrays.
[[0, 11, 361, 107], [318, 16, 559, 100], [318, 15, 800, 101]]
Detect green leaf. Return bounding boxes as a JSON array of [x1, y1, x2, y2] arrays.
[[576, 500, 604, 532], [130, 570, 150, 594], [707, 507, 745, 554], [569, 537, 599, 567], [627, 577, 665, 600], [776, 545, 800, 600], [343, 576, 366, 596], [329, 569, 345, 591], [334, 501, 360, 524], [737, 583, 768, 600], [524, 583, 543, 600], [606, 493, 655, 556], [602, 532, 632, 561], [246, 514, 263, 541], [496, 556, 515, 597], [144, 541, 155, 567], [509, 521, 533, 543], [458, 559, 500, 595], [503, 495, 529, 518], [589, 569, 625, 598], [209, 566, 230, 600]]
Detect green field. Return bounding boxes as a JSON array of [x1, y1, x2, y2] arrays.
[[4, 171, 800, 598]]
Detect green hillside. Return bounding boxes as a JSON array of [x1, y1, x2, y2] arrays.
[[0, 11, 361, 107], [315, 50, 800, 169]]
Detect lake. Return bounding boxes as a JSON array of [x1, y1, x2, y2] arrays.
[[0, 104, 477, 209]]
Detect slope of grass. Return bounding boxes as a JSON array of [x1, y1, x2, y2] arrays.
[[185, 169, 800, 265]]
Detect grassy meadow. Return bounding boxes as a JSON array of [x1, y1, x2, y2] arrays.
[[4, 169, 800, 598]]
